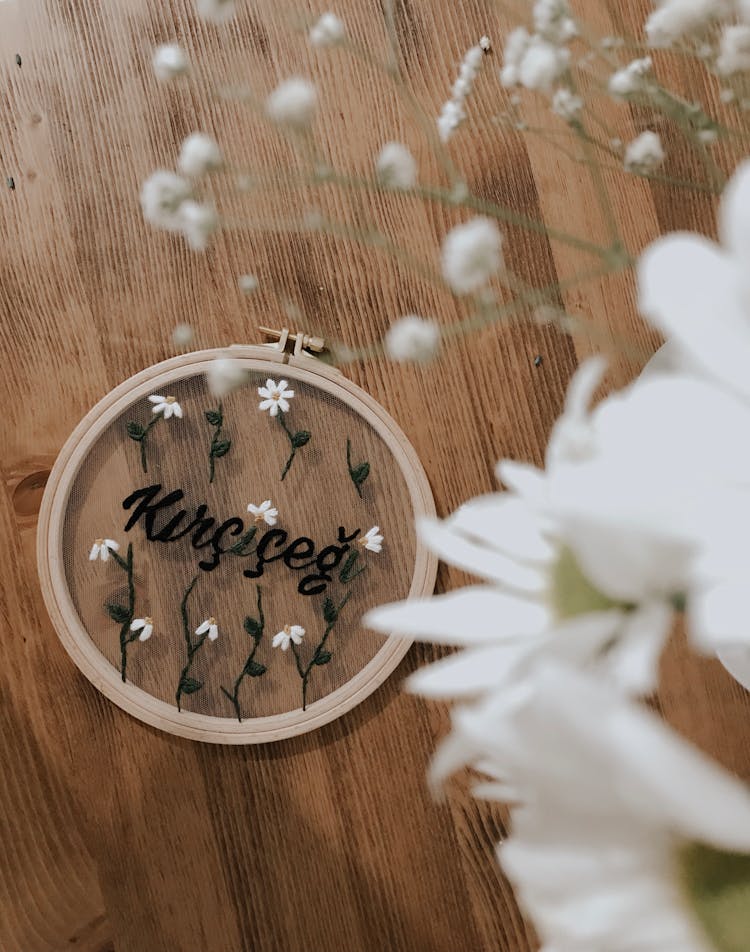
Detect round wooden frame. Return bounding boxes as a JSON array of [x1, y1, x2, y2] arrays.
[[37, 346, 437, 744]]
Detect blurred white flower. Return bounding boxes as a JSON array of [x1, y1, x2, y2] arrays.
[[89, 538, 120, 561], [152, 44, 189, 81], [238, 273, 258, 293], [717, 24, 750, 75], [645, 0, 732, 47], [385, 315, 440, 362], [533, 0, 577, 44], [130, 617, 154, 641], [258, 378, 294, 415], [609, 56, 652, 97], [172, 323, 194, 347], [551, 87, 582, 121], [266, 78, 317, 129], [441, 217, 503, 295], [624, 131, 665, 174], [360, 526, 383, 553], [500, 27, 531, 87], [309, 12, 345, 47], [195, 616, 219, 641], [440, 664, 750, 952], [518, 37, 569, 91], [207, 356, 246, 397], [140, 170, 192, 232], [178, 133, 222, 177], [149, 394, 183, 418], [438, 44, 485, 142], [179, 201, 218, 251], [247, 499, 278, 526], [376, 142, 417, 190], [195, 0, 235, 24], [273, 624, 305, 650]]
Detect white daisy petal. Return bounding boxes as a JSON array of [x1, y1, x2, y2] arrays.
[[406, 643, 539, 698], [89, 543, 100, 560]]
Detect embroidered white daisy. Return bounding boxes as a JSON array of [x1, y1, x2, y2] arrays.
[[149, 394, 183, 418], [272, 624, 305, 651], [89, 538, 120, 561], [130, 617, 154, 641], [195, 616, 219, 642], [247, 500, 279, 526], [258, 379, 294, 416], [360, 526, 383, 553]]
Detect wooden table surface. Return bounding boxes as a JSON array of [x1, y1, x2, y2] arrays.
[[3, 1, 750, 950]]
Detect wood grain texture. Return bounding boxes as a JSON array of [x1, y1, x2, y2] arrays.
[[1, 0, 749, 950]]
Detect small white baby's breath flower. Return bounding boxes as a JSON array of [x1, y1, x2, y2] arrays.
[[207, 356, 246, 397], [500, 27, 531, 87], [360, 526, 383, 553], [130, 617, 154, 641], [645, 0, 732, 47], [172, 323, 194, 347], [149, 394, 183, 419], [195, 616, 219, 641], [140, 170, 192, 232], [179, 201, 218, 251], [375, 142, 417, 190], [309, 12, 345, 47], [717, 24, 750, 76], [442, 217, 503, 295], [438, 43, 486, 142], [518, 36, 569, 91], [152, 44, 189, 81], [89, 538, 120, 562], [238, 273, 258, 293], [551, 87, 582, 121], [272, 624, 305, 650], [479, 35, 491, 52], [533, 0, 577, 44], [247, 499, 278, 526], [266, 78, 317, 129], [258, 378, 294, 415], [385, 315, 440, 363], [609, 56, 652, 98], [195, 0, 235, 24], [178, 133, 222, 177], [624, 131, 665, 174]]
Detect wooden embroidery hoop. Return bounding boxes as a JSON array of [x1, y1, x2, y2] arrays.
[[37, 335, 437, 744]]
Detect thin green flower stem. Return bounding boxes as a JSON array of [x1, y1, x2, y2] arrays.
[[290, 592, 352, 711], [111, 544, 137, 683], [220, 587, 264, 723], [382, 0, 399, 76], [277, 413, 297, 480], [595, 163, 722, 194], [139, 416, 159, 473], [175, 575, 203, 712]]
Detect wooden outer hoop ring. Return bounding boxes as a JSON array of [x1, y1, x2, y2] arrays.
[[37, 347, 437, 744]]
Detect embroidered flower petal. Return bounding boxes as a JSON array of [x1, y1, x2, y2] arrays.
[[290, 625, 305, 643], [258, 387, 272, 399], [195, 620, 210, 635], [272, 631, 289, 650], [365, 587, 551, 645], [88, 543, 100, 560], [162, 403, 174, 419], [99, 545, 110, 562], [208, 624, 219, 641], [138, 623, 153, 642], [258, 399, 275, 412], [104, 539, 120, 551], [148, 395, 166, 403], [268, 403, 280, 417], [130, 618, 146, 631], [277, 398, 290, 413], [172, 402, 183, 419]]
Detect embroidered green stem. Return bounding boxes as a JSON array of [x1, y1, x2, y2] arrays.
[[220, 586, 267, 722], [346, 438, 370, 497], [104, 543, 138, 683], [227, 525, 258, 557], [277, 413, 310, 481], [205, 402, 231, 484], [126, 416, 160, 473], [339, 549, 366, 584], [175, 575, 207, 712], [291, 592, 351, 711]]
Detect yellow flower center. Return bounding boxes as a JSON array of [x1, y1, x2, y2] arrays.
[[144, 616, 153, 625], [166, 396, 176, 404], [95, 538, 104, 545], [271, 390, 280, 400], [284, 624, 291, 635], [208, 617, 216, 625], [254, 512, 266, 524]]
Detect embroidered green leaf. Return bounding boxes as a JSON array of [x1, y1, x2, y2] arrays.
[[230, 526, 258, 556], [244, 616, 263, 639], [339, 550, 366, 583], [211, 438, 231, 458], [313, 650, 332, 665], [346, 438, 370, 497], [105, 602, 130, 624], [205, 409, 223, 426], [244, 659, 267, 677], [292, 430, 311, 448], [322, 596, 338, 624], [126, 421, 145, 441], [179, 676, 203, 694]]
